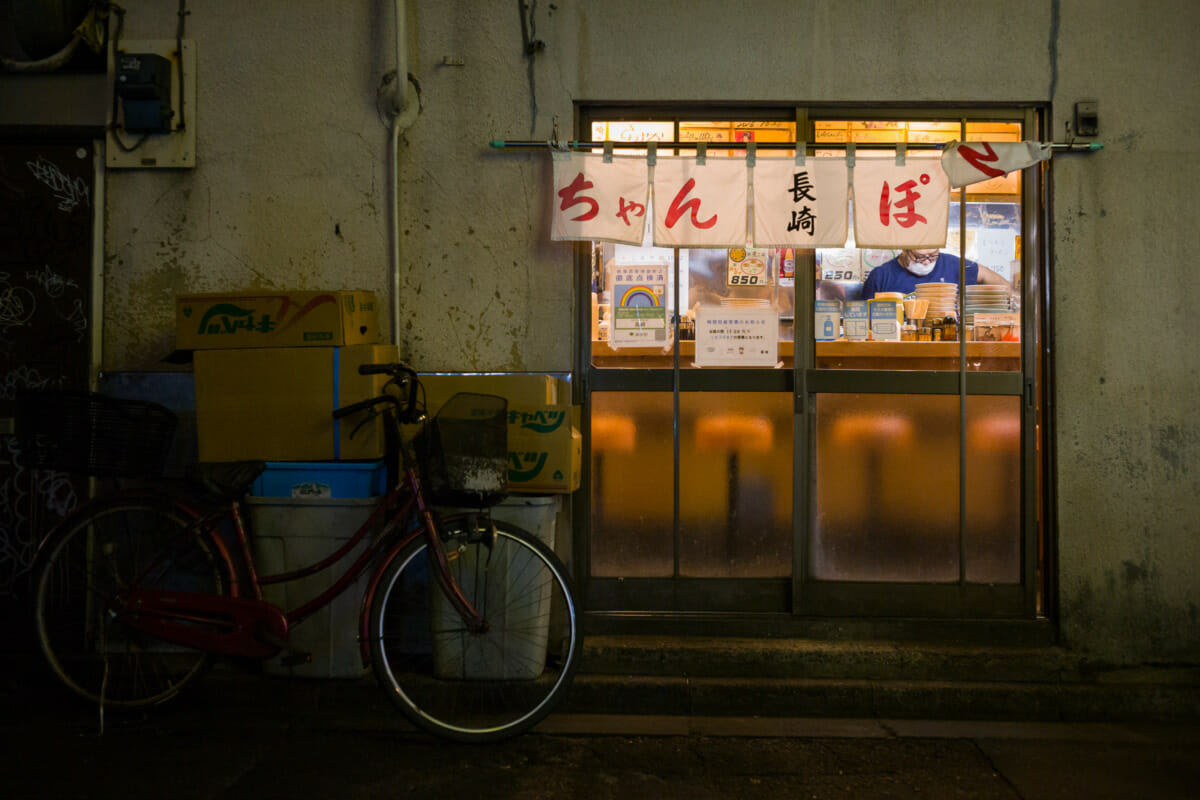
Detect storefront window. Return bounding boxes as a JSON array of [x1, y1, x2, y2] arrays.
[[814, 121, 1024, 373], [589, 119, 797, 371], [580, 106, 1039, 618]]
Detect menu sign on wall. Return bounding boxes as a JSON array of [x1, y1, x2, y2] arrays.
[[726, 247, 770, 287], [694, 306, 779, 367]]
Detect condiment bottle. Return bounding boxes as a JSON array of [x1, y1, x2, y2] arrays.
[[942, 315, 957, 342]]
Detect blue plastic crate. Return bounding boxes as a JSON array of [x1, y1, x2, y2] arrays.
[[251, 460, 387, 499]]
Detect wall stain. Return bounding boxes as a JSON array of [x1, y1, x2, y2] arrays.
[[1122, 559, 1146, 584], [1153, 424, 1193, 479], [1113, 130, 1143, 152]]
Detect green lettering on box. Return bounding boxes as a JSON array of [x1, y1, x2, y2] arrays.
[[303, 331, 334, 341], [508, 452, 548, 482]]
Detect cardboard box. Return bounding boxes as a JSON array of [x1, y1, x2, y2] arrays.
[[507, 406, 582, 494], [420, 374, 564, 417], [420, 375, 578, 494], [177, 290, 380, 350], [194, 344, 398, 462]]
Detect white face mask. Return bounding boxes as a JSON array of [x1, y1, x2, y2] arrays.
[[904, 254, 938, 276]]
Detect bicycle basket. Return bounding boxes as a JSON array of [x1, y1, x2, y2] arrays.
[[14, 390, 178, 478], [417, 392, 508, 507]]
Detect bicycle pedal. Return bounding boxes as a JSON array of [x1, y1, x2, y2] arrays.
[[280, 652, 312, 667]]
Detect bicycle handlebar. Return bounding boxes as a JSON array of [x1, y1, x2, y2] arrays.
[[331, 395, 394, 420], [332, 362, 421, 425], [357, 363, 397, 375]]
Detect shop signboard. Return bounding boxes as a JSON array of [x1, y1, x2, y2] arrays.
[[548, 142, 1049, 251], [851, 158, 950, 249]]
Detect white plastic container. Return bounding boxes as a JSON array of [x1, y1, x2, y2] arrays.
[[247, 495, 381, 678], [432, 495, 559, 680]]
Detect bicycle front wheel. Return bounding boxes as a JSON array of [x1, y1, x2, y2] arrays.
[[369, 519, 581, 742], [33, 497, 226, 708]]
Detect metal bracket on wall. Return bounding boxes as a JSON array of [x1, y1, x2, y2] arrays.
[[106, 39, 196, 169]]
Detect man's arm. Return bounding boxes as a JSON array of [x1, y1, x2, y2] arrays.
[[976, 264, 1011, 286]]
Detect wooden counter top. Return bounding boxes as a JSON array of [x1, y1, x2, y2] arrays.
[[591, 340, 1020, 369], [815, 341, 1021, 358]]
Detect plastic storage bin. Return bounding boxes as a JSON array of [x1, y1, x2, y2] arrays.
[[248, 495, 381, 678], [251, 460, 387, 499], [432, 495, 560, 680]]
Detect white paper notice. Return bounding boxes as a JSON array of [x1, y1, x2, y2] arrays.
[[694, 305, 779, 367]]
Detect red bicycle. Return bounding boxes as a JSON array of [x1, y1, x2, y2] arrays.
[[21, 363, 581, 742]]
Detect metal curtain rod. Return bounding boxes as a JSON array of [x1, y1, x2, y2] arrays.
[[488, 139, 1103, 152]]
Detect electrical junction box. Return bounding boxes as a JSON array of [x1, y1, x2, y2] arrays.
[[116, 52, 173, 133], [107, 39, 196, 169]]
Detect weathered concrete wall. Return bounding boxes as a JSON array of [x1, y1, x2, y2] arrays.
[[105, 4, 396, 365], [1045, 1, 1200, 662], [104, 0, 1199, 664]]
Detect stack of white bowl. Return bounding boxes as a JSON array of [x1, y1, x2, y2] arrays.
[[964, 285, 1010, 322], [720, 298, 771, 308], [915, 282, 958, 320]]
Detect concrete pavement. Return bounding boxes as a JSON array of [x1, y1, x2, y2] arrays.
[[4, 663, 1199, 799]]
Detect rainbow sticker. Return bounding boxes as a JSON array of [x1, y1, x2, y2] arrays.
[[619, 286, 660, 307]]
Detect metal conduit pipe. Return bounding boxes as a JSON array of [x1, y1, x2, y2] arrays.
[[387, 0, 420, 346]]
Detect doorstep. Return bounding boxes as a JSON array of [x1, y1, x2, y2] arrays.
[[561, 634, 1200, 722]]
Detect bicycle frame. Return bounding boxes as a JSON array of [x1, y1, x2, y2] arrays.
[[112, 462, 490, 668]]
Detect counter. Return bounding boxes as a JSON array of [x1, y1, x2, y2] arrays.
[[591, 340, 1021, 371]]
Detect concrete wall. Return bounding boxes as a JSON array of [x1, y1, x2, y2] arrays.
[[102, 1, 1199, 663]]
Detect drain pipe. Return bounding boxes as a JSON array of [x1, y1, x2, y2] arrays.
[[381, 0, 421, 345]]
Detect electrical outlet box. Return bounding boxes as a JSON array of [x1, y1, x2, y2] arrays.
[[1074, 101, 1099, 138], [107, 39, 196, 169]]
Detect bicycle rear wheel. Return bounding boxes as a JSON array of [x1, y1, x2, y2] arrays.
[[33, 497, 226, 708], [369, 518, 581, 742]]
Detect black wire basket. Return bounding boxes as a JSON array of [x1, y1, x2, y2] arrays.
[[417, 392, 508, 508], [14, 389, 178, 478]]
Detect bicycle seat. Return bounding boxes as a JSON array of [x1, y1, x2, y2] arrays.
[[191, 461, 267, 501]]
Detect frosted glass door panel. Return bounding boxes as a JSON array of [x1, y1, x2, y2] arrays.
[[963, 396, 1021, 583], [589, 392, 674, 577], [679, 393, 793, 578], [812, 394, 961, 582], [811, 393, 1021, 583]]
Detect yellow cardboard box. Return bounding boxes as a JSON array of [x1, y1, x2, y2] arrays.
[[194, 344, 398, 462], [177, 290, 380, 350], [507, 405, 582, 494], [420, 374, 564, 417], [420, 375, 579, 494]]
